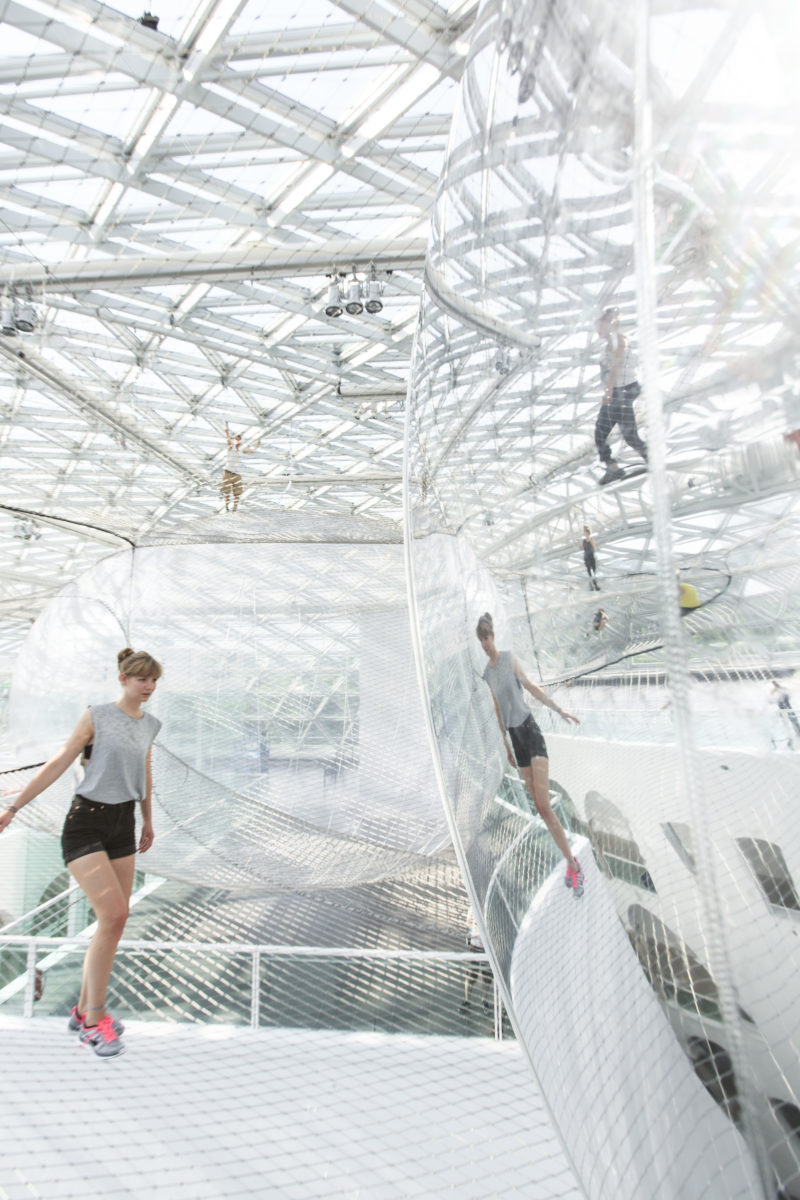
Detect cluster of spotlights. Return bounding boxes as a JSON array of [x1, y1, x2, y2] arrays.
[[325, 265, 387, 318], [1, 287, 38, 336]]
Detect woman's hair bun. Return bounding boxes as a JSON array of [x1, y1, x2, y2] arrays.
[[475, 612, 494, 637], [117, 647, 135, 668]]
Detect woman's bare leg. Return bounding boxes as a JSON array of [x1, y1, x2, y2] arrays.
[[519, 759, 577, 869], [70, 852, 134, 1022]]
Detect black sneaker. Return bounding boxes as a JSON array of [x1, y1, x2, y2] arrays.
[[599, 465, 625, 485]]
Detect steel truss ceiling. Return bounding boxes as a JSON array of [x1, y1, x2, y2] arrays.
[[1, 0, 799, 678], [0, 0, 475, 635]]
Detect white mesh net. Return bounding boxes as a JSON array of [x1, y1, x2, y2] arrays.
[[2, 0, 800, 1197], [403, 1, 800, 1198]]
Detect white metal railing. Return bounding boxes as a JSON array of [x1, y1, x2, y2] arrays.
[[0, 935, 504, 1037]]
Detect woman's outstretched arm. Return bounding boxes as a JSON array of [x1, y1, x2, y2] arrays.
[[0, 709, 94, 831], [513, 658, 579, 725]]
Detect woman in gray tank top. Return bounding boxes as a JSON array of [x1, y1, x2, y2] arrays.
[[476, 613, 585, 898], [0, 647, 162, 1057]]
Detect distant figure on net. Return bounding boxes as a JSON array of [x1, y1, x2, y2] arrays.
[[582, 525, 600, 591], [222, 421, 261, 512], [771, 680, 800, 743], [475, 613, 584, 898], [460, 908, 493, 1015], [0, 648, 162, 1058], [595, 306, 648, 485], [591, 608, 608, 634]]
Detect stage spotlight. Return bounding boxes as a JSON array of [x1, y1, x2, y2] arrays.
[[1, 294, 17, 336], [15, 287, 36, 333], [345, 273, 363, 315], [494, 345, 513, 374], [325, 280, 343, 318], [364, 266, 383, 314]]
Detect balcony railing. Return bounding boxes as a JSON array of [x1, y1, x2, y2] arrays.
[[0, 935, 507, 1040]]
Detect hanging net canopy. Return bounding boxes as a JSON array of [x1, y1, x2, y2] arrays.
[[405, 1, 800, 1198], [1, 0, 800, 1196], [7, 514, 449, 893]]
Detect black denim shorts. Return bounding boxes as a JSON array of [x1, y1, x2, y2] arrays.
[[61, 795, 136, 866], [508, 714, 548, 767]]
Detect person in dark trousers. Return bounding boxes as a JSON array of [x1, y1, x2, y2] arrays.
[[582, 525, 600, 590], [771, 680, 800, 744], [595, 307, 648, 485]]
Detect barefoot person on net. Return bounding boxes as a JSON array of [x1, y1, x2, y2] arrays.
[[595, 306, 648, 485], [475, 613, 585, 897], [222, 421, 261, 513], [0, 648, 162, 1058]]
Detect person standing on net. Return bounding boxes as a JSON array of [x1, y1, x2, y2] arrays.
[[582, 525, 600, 591], [771, 679, 800, 746], [460, 907, 493, 1015], [0, 648, 162, 1058], [475, 613, 585, 897], [594, 306, 648, 485], [222, 421, 261, 512]]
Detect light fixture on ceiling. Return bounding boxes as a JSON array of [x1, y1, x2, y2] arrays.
[[364, 264, 383, 314], [325, 267, 388, 318], [345, 269, 363, 315], [1, 286, 38, 336], [1, 292, 17, 337], [495, 344, 513, 375], [14, 286, 37, 333], [325, 278, 343, 318]]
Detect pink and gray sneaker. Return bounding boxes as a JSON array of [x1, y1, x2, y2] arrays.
[[68, 1005, 124, 1036], [79, 1013, 125, 1058], [565, 859, 585, 899]]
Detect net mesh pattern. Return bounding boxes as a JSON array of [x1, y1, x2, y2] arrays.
[[404, 2, 800, 1198], [2, 0, 800, 1197]]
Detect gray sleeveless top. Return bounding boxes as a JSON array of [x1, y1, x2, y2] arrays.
[[79, 702, 161, 804], [483, 651, 530, 731]]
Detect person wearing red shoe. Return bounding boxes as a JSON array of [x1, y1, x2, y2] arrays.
[[0, 647, 162, 1056], [476, 613, 584, 897]]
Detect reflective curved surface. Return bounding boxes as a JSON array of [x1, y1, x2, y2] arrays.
[[406, 1, 800, 1197]]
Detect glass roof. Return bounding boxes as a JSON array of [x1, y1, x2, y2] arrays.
[[1, 0, 800, 677], [0, 0, 477, 651]]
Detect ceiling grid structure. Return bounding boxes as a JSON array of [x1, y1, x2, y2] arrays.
[[1, 0, 799, 677], [0, 0, 477, 644]]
